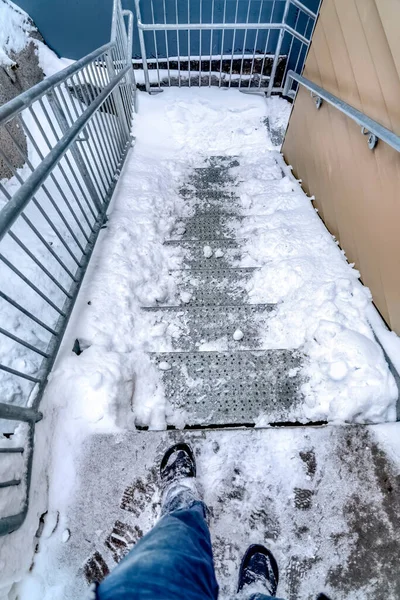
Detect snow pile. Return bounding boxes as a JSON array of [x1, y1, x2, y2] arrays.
[[1, 84, 399, 596], [40, 88, 398, 438], [0, 0, 33, 66], [235, 155, 398, 422]]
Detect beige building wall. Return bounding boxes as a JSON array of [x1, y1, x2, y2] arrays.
[[282, 0, 400, 333]]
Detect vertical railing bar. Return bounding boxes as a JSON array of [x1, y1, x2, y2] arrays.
[[208, 0, 215, 86], [36, 99, 95, 232], [63, 77, 108, 199], [47, 88, 100, 219], [0, 143, 85, 258], [0, 480, 21, 489], [258, 0, 276, 89], [293, 40, 304, 74], [75, 70, 114, 184], [187, 0, 191, 87], [44, 85, 100, 215], [29, 196, 84, 262], [281, 9, 302, 84], [112, 27, 131, 138], [198, 0, 202, 87], [105, 45, 131, 142], [1, 179, 77, 279], [18, 135, 88, 253], [163, 0, 171, 86], [52, 83, 103, 214], [0, 290, 59, 335], [150, 0, 161, 89], [115, 21, 133, 129], [175, 0, 181, 87], [88, 61, 123, 163], [21, 212, 78, 277], [0, 363, 41, 383], [228, 0, 240, 88], [94, 57, 125, 157], [218, 0, 228, 87], [0, 327, 50, 358], [0, 254, 66, 316], [76, 69, 116, 178], [248, 0, 265, 88], [73, 68, 114, 183], [238, 0, 252, 88], [134, 0, 151, 92], [267, 0, 290, 96], [83, 64, 119, 170], [8, 230, 73, 297]]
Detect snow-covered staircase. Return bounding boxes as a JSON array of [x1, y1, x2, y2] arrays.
[[143, 156, 305, 427]]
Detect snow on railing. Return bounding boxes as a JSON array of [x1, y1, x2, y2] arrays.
[[133, 0, 321, 94], [0, 0, 135, 535]]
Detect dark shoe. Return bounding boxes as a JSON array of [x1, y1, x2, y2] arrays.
[[160, 443, 196, 490], [237, 544, 279, 596]]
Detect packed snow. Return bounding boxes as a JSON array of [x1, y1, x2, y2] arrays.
[[0, 0, 34, 66], [0, 28, 399, 597]]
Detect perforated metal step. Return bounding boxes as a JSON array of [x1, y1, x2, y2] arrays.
[[142, 304, 275, 351], [151, 350, 304, 427], [205, 155, 240, 169], [165, 239, 247, 269], [169, 214, 244, 240], [189, 167, 237, 190], [169, 267, 258, 306]]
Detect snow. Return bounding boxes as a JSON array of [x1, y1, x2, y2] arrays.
[[34, 39, 74, 77], [0, 0, 33, 66], [0, 31, 399, 596], [203, 245, 213, 258], [233, 329, 244, 341]]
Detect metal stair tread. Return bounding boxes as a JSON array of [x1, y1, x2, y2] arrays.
[[141, 304, 275, 351], [151, 349, 304, 427], [168, 214, 244, 240]]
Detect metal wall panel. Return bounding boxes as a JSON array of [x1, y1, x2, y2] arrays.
[[282, 0, 400, 332]]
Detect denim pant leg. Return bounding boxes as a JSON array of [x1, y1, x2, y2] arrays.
[[96, 501, 219, 600]]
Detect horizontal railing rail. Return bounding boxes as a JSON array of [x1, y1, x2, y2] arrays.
[[0, 0, 135, 535], [283, 71, 400, 152], [133, 0, 321, 94]]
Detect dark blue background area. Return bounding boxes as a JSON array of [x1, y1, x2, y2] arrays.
[[13, 0, 319, 61]]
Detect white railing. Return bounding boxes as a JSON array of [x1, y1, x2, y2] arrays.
[[0, 0, 135, 535], [133, 0, 321, 94]]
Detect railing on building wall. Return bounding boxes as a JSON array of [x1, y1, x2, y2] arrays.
[[0, 0, 135, 535], [284, 70, 400, 153], [133, 0, 321, 94]]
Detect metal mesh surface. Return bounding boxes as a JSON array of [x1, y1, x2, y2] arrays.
[[169, 214, 244, 240], [165, 239, 245, 269], [142, 304, 275, 351], [173, 267, 258, 306], [152, 350, 304, 426]]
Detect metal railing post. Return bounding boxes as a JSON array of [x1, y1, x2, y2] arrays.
[[105, 52, 131, 141], [134, 0, 151, 92], [47, 91, 103, 212], [267, 0, 291, 97], [122, 9, 137, 112]]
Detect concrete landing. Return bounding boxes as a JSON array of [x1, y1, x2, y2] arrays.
[[37, 425, 400, 600]]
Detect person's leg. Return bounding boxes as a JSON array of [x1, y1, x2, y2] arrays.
[[96, 444, 219, 600]]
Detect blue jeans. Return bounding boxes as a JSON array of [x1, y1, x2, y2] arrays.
[[96, 501, 275, 600]]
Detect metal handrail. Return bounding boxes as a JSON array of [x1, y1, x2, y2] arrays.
[[284, 70, 400, 153], [0, 42, 114, 126], [0, 0, 135, 535], [0, 65, 130, 241]]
